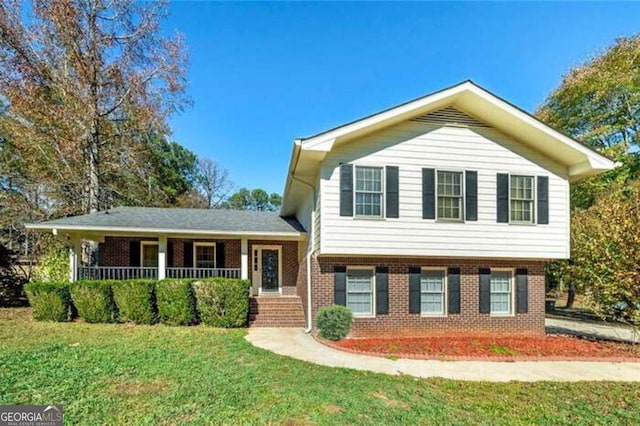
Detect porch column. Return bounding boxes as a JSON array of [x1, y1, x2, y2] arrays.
[[158, 235, 167, 280], [68, 238, 80, 282], [240, 237, 248, 280]]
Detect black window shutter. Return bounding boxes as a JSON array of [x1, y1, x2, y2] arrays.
[[537, 176, 549, 225], [216, 242, 225, 268], [129, 241, 141, 267], [375, 267, 389, 314], [167, 241, 174, 267], [496, 173, 509, 223], [334, 266, 347, 306], [516, 268, 529, 313], [479, 268, 491, 313], [465, 171, 478, 221], [448, 267, 461, 314], [184, 241, 194, 267], [385, 166, 399, 218], [422, 168, 435, 219], [409, 266, 421, 313], [339, 164, 354, 217]]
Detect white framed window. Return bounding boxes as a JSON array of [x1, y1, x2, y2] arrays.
[[490, 270, 514, 315], [346, 267, 375, 317], [354, 166, 384, 218], [437, 170, 463, 221], [421, 269, 446, 316], [141, 241, 159, 268], [510, 175, 534, 223], [194, 243, 216, 268]]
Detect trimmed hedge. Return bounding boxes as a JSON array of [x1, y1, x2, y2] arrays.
[[25, 281, 71, 322], [112, 280, 157, 325], [193, 278, 251, 327], [316, 305, 353, 341], [70, 280, 117, 323], [156, 279, 197, 326]]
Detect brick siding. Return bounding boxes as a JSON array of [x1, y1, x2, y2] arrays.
[[311, 255, 546, 337]]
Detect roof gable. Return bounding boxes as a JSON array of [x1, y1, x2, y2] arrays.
[[281, 80, 617, 215]]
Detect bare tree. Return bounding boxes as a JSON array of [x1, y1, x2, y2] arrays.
[[195, 158, 231, 208], [0, 0, 189, 215]]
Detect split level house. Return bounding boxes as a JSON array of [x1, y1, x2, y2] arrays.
[[27, 81, 616, 336]]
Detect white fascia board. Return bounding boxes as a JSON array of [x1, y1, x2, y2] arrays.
[[24, 223, 306, 240]]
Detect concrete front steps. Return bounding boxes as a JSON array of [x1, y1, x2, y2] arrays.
[[249, 296, 306, 327]]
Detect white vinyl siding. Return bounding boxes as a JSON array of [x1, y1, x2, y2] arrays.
[[355, 166, 383, 217], [490, 270, 513, 315], [437, 171, 463, 221], [319, 119, 569, 259], [510, 175, 534, 223], [346, 268, 374, 317], [421, 269, 446, 315]]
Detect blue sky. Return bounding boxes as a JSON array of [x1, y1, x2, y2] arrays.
[[165, 2, 640, 195]]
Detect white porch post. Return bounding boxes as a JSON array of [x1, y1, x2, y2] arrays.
[[158, 235, 167, 280], [68, 238, 80, 282], [240, 237, 248, 280]]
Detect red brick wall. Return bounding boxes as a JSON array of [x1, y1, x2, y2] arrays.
[[311, 255, 546, 337], [297, 255, 308, 322], [98, 236, 240, 268], [248, 240, 300, 295]]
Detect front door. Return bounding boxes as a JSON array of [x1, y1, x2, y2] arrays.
[[253, 246, 281, 294]]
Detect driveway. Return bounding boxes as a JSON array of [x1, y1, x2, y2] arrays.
[[545, 317, 638, 343], [246, 328, 640, 382]]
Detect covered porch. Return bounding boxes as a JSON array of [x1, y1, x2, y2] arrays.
[[26, 207, 306, 297]]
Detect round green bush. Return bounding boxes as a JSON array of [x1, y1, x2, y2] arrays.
[[112, 280, 157, 325], [70, 280, 117, 323], [156, 279, 197, 326], [193, 278, 251, 327], [315, 305, 353, 341], [25, 281, 71, 322]]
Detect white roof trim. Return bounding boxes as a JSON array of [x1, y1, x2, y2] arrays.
[[24, 223, 306, 239]]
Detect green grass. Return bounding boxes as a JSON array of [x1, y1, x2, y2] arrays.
[[1, 308, 639, 425]]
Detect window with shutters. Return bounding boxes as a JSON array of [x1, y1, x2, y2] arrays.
[[346, 267, 375, 317], [354, 166, 383, 218], [510, 175, 535, 223], [490, 270, 514, 315], [437, 171, 463, 221], [421, 269, 446, 316], [141, 241, 159, 268], [194, 243, 216, 268]]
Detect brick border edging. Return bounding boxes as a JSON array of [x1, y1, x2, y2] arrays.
[[314, 335, 640, 363]]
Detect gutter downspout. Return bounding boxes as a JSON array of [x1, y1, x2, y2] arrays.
[[289, 142, 316, 333]]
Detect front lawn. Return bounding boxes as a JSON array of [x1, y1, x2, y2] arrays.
[[1, 308, 640, 425]]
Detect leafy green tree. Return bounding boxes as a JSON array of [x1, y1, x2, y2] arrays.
[[570, 181, 640, 328], [223, 188, 282, 211], [32, 241, 68, 283], [148, 136, 199, 206]]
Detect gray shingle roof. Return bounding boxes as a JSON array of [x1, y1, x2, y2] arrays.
[[28, 207, 305, 235]]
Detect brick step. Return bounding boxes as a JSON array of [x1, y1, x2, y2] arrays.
[[250, 306, 305, 313], [249, 296, 305, 327]]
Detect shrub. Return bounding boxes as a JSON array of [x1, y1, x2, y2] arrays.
[[316, 305, 353, 341], [112, 280, 157, 325], [32, 241, 68, 283], [156, 279, 197, 326], [25, 281, 71, 321], [70, 280, 117, 323], [193, 278, 251, 327]]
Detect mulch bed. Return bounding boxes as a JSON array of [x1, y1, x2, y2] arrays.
[[325, 335, 640, 362]]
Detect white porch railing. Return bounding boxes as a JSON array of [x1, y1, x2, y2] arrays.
[[77, 266, 158, 280], [165, 268, 241, 279], [76, 266, 242, 280]]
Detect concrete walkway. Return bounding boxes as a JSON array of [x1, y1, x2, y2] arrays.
[[246, 328, 640, 382], [545, 317, 639, 343]]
